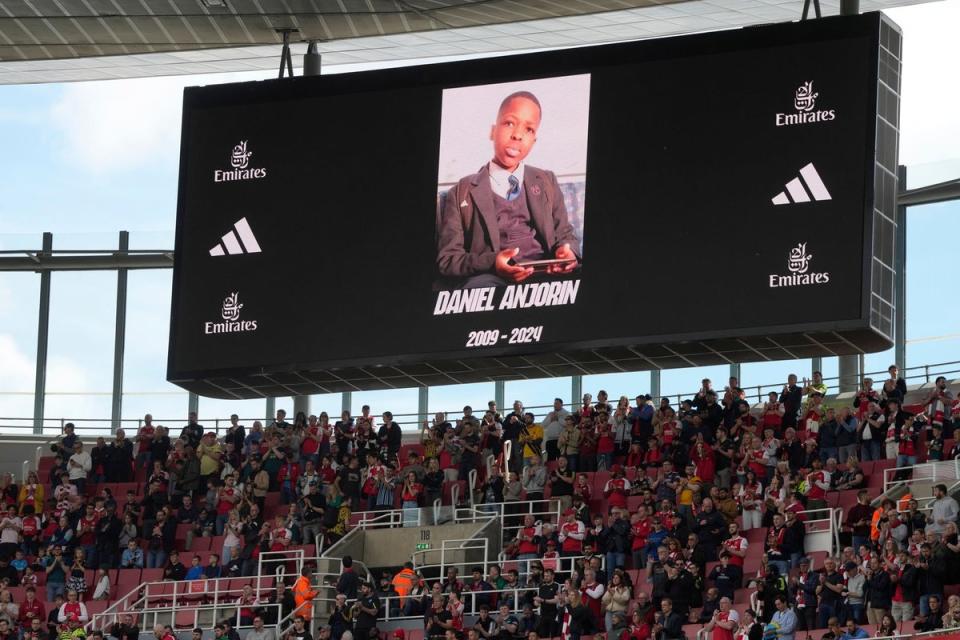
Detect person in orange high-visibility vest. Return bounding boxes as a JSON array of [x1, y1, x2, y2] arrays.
[[293, 566, 318, 620], [392, 562, 417, 606], [870, 498, 897, 543]]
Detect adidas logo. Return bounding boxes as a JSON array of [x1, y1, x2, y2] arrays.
[[771, 163, 832, 205], [209, 217, 262, 257]]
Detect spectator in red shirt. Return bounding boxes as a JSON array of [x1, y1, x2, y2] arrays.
[[278, 452, 301, 505], [603, 466, 630, 510], [18, 587, 44, 633], [805, 458, 831, 518]]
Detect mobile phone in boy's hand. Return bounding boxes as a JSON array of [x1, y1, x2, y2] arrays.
[[514, 257, 576, 273]]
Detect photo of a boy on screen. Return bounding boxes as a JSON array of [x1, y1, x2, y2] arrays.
[[436, 90, 581, 289]]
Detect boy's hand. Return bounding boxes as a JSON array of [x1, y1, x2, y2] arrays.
[[548, 244, 578, 274], [495, 248, 534, 283]]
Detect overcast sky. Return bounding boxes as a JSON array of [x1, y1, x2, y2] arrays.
[[0, 1, 957, 431]]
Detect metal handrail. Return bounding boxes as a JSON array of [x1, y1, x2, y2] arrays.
[[412, 537, 489, 575], [8, 359, 960, 440], [882, 458, 960, 496]]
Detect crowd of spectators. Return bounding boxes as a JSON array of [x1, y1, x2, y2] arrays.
[[0, 366, 958, 640]]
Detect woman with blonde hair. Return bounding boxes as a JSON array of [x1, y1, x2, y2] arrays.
[[18, 471, 44, 514]]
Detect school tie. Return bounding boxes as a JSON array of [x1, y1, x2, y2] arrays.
[[507, 175, 521, 201]]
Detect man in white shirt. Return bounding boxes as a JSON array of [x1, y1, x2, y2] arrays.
[[68, 441, 92, 494], [543, 398, 569, 462], [0, 505, 21, 558], [927, 483, 960, 536]]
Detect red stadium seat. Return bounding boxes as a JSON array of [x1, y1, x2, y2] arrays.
[[399, 444, 425, 462], [744, 528, 767, 543], [147, 581, 175, 606], [208, 535, 227, 557], [591, 471, 611, 496], [175, 609, 199, 629], [441, 480, 466, 505], [115, 568, 142, 596], [140, 568, 163, 584], [836, 489, 861, 511], [85, 600, 108, 616]]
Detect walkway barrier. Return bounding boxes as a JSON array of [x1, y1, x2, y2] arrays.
[[883, 458, 960, 499], [11, 358, 960, 441]]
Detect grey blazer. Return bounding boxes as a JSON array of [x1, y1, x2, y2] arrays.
[[436, 164, 579, 280]]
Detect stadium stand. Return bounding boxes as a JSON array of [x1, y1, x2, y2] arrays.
[[2, 367, 960, 640]]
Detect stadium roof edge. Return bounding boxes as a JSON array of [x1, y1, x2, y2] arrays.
[[0, 0, 931, 85]]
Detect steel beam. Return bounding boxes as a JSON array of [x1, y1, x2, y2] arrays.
[[32, 233, 53, 434], [898, 178, 960, 207], [0, 253, 172, 272], [110, 231, 129, 432], [729, 363, 741, 387], [840, 0, 859, 15], [303, 42, 321, 76], [418, 386, 429, 428], [266, 396, 276, 424], [838, 354, 860, 393], [649, 370, 660, 401], [812, 357, 823, 377], [895, 165, 908, 369], [293, 395, 310, 419]]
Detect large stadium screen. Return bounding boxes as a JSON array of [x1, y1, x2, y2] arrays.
[[168, 12, 900, 397]]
